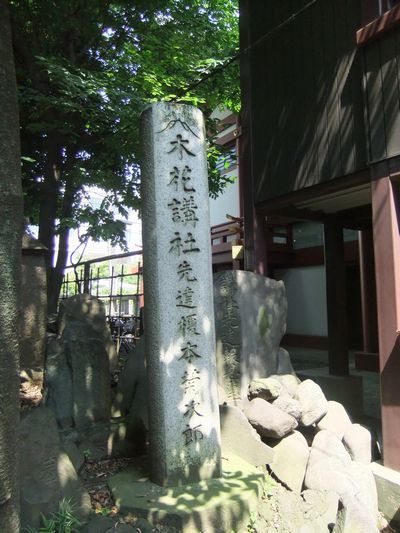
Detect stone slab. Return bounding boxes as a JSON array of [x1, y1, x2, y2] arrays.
[[371, 461, 400, 528], [109, 454, 265, 533], [213, 271, 287, 404], [219, 404, 273, 466], [141, 102, 221, 486], [296, 368, 364, 418]]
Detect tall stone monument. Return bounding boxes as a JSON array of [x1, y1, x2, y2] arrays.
[[141, 102, 222, 486]]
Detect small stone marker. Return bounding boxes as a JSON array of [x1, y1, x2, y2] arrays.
[[141, 102, 221, 486]]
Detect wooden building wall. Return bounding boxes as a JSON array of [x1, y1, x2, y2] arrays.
[[242, 0, 372, 202], [363, 32, 400, 162]]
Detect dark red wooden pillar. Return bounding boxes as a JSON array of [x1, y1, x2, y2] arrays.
[[358, 228, 379, 353], [239, 0, 268, 275], [371, 173, 400, 471], [324, 217, 349, 376]]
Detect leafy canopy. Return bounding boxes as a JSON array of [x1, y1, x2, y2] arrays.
[[11, 0, 239, 249]]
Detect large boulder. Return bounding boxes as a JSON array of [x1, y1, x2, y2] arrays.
[[343, 423, 372, 464], [213, 271, 287, 403], [19, 407, 90, 530], [58, 293, 117, 372], [219, 404, 273, 466], [247, 377, 282, 402], [296, 380, 328, 426], [316, 401, 352, 439], [270, 431, 309, 492], [305, 430, 379, 532], [244, 397, 297, 439], [273, 395, 302, 421], [45, 295, 112, 428]]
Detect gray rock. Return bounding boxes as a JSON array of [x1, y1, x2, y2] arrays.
[[270, 431, 309, 492], [82, 515, 118, 533], [245, 397, 298, 439], [277, 347, 298, 376], [220, 404, 273, 466], [273, 394, 302, 421], [44, 336, 73, 428], [45, 295, 112, 429], [61, 440, 84, 473], [343, 423, 372, 464], [317, 401, 352, 439], [112, 339, 146, 417], [305, 431, 379, 532], [269, 373, 300, 398], [19, 407, 90, 530], [297, 379, 328, 426], [58, 293, 117, 373], [214, 270, 287, 403], [302, 490, 339, 531], [247, 377, 282, 402]]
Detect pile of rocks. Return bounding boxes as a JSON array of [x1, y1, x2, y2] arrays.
[[230, 374, 384, 532]]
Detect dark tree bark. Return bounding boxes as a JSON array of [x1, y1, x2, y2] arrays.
[[0, 0, 23, 531]]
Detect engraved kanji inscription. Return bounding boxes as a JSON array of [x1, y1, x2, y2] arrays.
[[176, 287, 196, 308], [178, 313, 200, 337], [181, 369, 201, 394], [169, 232, 200, 256], [168, 134, 196, 159], [180, 196, 198, 226], [184, 399, 203, 419], [177, 260, 197, 282], [179, 341, 201, 363], [168, 166, 195, 192], [182, 423, 204, 446], [167, 198, 181, 223]]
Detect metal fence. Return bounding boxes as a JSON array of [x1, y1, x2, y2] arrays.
[[60, 250, 144, 348]]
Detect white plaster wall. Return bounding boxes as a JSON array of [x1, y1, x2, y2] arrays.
[[274, 266, 328, 336], [209, 169, 240, 227]]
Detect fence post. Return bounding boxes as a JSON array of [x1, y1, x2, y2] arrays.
[[83, 263, 90, 293]]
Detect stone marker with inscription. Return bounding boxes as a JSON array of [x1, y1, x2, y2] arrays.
[[141, 102, 221, 486]]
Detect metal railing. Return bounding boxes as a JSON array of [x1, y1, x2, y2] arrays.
[[60, 250, 144, 348]]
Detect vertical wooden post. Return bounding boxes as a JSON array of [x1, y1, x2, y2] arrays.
[[358, 228, 379, 353], [324, 217, 349, 376], [372, 174, 400, 470]]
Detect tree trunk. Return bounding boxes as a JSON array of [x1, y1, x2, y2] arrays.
[[47, 176, 76, 314], [0, 1, 23, 531], [38, 137, 61, 280]]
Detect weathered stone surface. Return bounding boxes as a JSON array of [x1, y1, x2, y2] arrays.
[[214, 270, 287, 403], [141, 102, 221, 485], [20, 233, 47, 378], [45, 295, 112, 429], [317, 401, 352, 439], [19, 407, 90, 529], [277, 347, 297, 376], [297, 379, 328, 426], [245, 397, 298, 439], [112, 339, 146, 417], [343, 423, 372, 464], [270, 373, 300, 398], [247, 377, 282, 402], [273, 394, 302, 421], [219, 404, 273, 466], [305, 431, 379, 532], [302, 490, 339, 532], [44, 335, 73, 428], [58, 293, 117, 373], [270, 431, 309, 492]]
